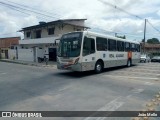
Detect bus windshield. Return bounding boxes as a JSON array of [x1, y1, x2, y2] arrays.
[[57, 32, 82, 57]]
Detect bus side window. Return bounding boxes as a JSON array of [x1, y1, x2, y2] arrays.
[[117, 41, 124, 52], [96, 37, 108, 51], [125, 42, 130, 51], [131, 43, 136, 52], [108, 39, 117, 51], [135, 44, 140, 52], [83, 37, 95, 56]]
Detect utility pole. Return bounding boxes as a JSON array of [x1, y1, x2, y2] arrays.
[[143, 19, 147, 53]]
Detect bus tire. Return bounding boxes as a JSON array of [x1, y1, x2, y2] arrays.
[[95, 61, 103, 73], [127, 59, 131, 67]]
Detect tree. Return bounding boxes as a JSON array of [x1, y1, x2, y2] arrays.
[[147, 38, 159, 44], [116, 35, 126, 39]]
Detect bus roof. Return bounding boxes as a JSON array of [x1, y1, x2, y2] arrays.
[[62, 31, 140, 44], [83, 31, 140, 44]]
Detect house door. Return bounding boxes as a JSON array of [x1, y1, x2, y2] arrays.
[[49, 48, 57, 61], [5, 50, 8, 59], [33, 47, 36, 62]]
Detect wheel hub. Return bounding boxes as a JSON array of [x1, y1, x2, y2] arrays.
[[97, 64, 101, 71]]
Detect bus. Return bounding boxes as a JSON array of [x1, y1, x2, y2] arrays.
[[57, 31, 141, 73]]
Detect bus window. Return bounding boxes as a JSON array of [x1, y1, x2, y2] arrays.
[[96, 37, 107, 51], [83, 37, 95, 56], [108, 39, 117, 51], [131, 43, 136, 52], [135, 44, 140, 52], [125, 42, 130, 51], [117, 41, 124, 51]]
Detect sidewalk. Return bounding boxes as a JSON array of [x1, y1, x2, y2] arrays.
[[0, 59, 57, 68]]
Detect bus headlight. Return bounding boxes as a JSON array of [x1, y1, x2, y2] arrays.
[[74, 58, 79, 64]]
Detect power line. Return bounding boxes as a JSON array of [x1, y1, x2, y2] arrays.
[[92, 27, 140, 37], [0, 0, 160, 39], [147, 20, 160, 33], [0, 32, 21, 38], [97, 0, 160, 37], [0, 3, 51, 21], [92, 24, 160, 39], [98, 0, 143, 20], [0, 32, 17, 36], [0, 1, 60, 20], [3, 0, 63, 19]]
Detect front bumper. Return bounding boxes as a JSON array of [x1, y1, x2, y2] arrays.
[[57, 63, 82, 71], [151, 59, 160, 62], [140, 58, 146, 62]]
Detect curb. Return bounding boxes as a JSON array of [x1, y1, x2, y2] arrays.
[[0, 59, 56, 68], [0, 59, 28, 65]]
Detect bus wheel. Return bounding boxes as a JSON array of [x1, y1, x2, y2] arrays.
[[95, 61, 103, 73], [127, 59, 131, 67]]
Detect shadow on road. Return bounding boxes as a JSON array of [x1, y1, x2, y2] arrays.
[[53, 65, 137, 78]]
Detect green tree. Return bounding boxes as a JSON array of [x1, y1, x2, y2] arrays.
[[116, 35, 126, 39], [147, 38, 159, 44]]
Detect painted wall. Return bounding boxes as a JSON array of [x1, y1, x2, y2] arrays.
[[0, 53, 5, 59], [18, 48, 34, 62], [0, 37, 19, 48], [8, 49, 17, 60], [24, 24, 83, 40], [44, 47, 49, 59], [37, 48, 45, 58]]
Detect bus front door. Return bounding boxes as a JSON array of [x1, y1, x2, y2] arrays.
[[82, 36, 96, 71]]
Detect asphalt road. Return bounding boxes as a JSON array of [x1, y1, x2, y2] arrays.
[[0, 62, 160, 120]]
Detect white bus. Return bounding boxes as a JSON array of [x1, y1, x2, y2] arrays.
[[57, 31, 141, 73]]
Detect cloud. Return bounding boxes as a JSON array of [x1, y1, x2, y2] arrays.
[[0, 0, 160, 40], [0, 9, 39, 38], [157, 10, 160, 16]]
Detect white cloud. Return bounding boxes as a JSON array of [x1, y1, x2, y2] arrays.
[[0, 0, 160, 40], [157, 10, 160, 16]]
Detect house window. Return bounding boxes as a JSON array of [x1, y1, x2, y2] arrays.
[[48, 28, 55, 35], [76, 29, 81, 31], [36, 30, 41, 38], [10, 46, 14, 49], [26, 32, 31, 38]]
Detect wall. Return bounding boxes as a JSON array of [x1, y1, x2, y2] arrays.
[[24, 24, 84, 40], [41, 28, 48, 38], [0, 53, 5, 59], [18, 48, 34, 62], [36, 48, 45, 58], [54, 25, 73, 37], [8, 49, 17, 60], [44, 47, 49, 58], [0, 37, 20, 48]]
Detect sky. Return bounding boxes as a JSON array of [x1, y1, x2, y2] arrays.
[[0, 0, 160, 42]]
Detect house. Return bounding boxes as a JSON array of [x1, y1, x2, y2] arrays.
[[0, 37, 20, 59], [19, 19, 89, 62], [141, 43, 160, 57]]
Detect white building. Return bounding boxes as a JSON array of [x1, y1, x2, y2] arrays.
[[18, 19, 89, 62]]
